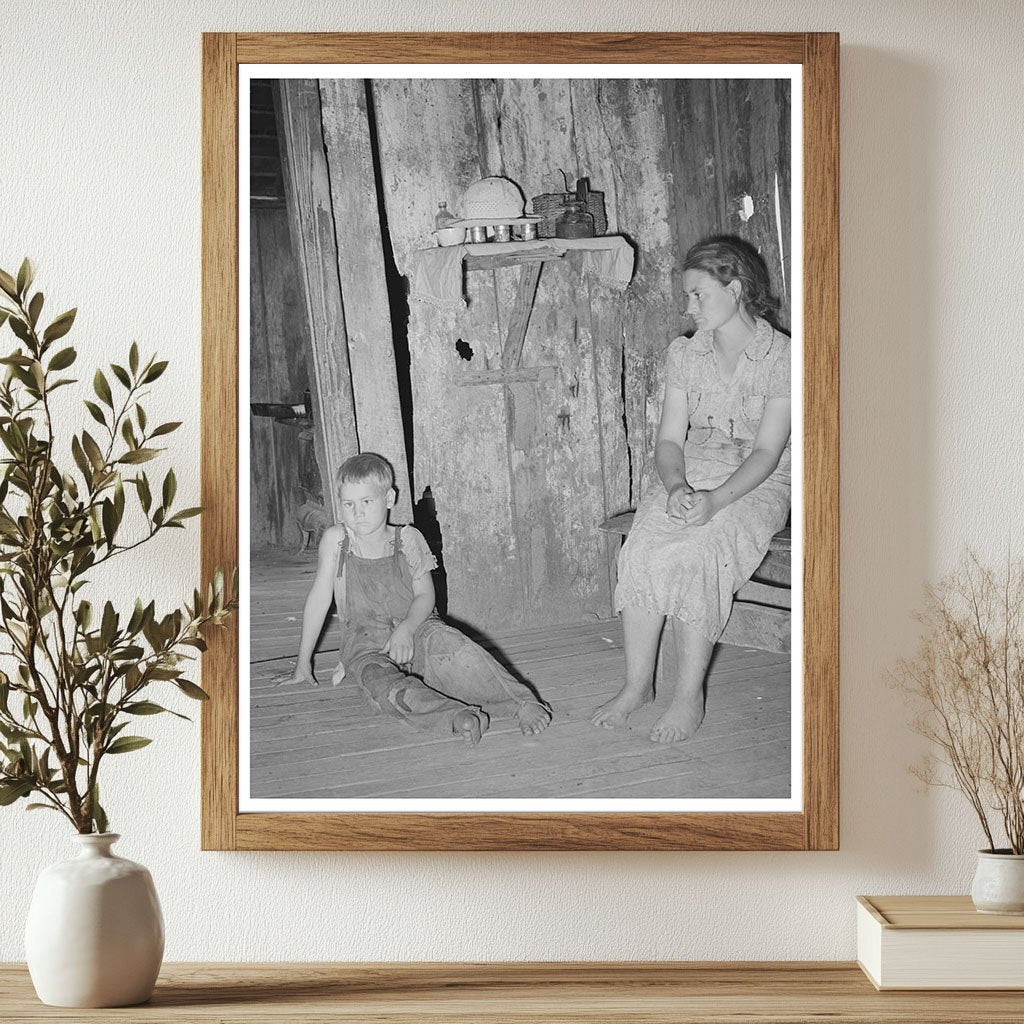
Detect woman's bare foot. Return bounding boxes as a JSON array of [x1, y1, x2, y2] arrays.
[[649, 693, 705, 743], [453, 707, 488, 746], [517, 701, 552, 735], [591, 684, 654, 729]]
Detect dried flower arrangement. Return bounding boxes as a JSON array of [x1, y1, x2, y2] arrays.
[[894, 552, 1024, 854]]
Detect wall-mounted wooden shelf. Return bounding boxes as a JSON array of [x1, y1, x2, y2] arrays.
[[415, 236, 634, 379], [2, 962, 1021, 1022]]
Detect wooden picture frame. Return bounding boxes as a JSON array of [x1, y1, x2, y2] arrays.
[[201, 32, 838, 851]]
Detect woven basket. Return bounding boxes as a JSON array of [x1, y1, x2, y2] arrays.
[[531, 191, 608, 238], [530, 193, 572, 238]]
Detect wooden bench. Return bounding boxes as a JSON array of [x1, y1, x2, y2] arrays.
[[599, 512, 791, 654]]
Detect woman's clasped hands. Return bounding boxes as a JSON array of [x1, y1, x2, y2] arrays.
[[667, 483, 719, 527]]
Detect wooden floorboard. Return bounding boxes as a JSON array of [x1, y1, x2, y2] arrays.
[[248, 550, 793, 802]]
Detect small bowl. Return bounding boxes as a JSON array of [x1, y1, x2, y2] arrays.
[[434, 226, 466, 246]]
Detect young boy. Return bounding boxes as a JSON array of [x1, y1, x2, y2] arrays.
[[277, 452, 551, 743]]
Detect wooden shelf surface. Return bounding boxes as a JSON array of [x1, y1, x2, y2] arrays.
[[3, 962, 1024, 1022]]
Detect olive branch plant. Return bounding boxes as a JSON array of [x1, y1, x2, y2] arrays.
[[894, 551, 1024, 854], [0, 259, 236, 834]]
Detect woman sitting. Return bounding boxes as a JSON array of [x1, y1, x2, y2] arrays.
[[593, 235, 792, 743]]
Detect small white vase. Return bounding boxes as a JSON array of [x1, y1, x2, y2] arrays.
[[970, 849, 1024, 915], [25, 833, 164, 1007]]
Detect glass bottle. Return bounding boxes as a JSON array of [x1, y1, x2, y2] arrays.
[[555, 200, 595, 239], [435, 202, 456, 230]]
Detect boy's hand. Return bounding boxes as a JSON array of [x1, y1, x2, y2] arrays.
[[383, 623, 415, 668], [273, 662, 317, 688]]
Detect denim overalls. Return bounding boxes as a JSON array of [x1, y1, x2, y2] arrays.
[[334, 526, 540, 733]]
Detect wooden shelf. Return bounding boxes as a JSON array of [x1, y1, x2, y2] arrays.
[[3, 962, 1023, 1022]]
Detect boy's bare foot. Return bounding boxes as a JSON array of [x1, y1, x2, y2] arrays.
[[517, 701, 552, 735], [453, 707, 488, 746], [591, 684, 654, 729], [649, 695, 705, 743]]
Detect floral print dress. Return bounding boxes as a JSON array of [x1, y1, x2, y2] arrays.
[[614, 317, 791, 643]]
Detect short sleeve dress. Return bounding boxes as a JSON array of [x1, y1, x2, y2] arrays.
[[614, 317, 791, 643]]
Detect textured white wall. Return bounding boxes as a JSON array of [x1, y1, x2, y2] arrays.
[[2, 0, 1023, 962]]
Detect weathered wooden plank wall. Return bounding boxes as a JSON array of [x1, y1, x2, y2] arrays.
[[248, 207, 313, 549], [299, 75, 790, 632], [373, 78, 640, 629], [371, 80, 520, 625], [318, 79, 412, 521], [652, 77, 792, 491], [275, 80, 359, 525]]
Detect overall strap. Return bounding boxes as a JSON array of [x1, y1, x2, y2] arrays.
[[335, 529, 350, 580], [392, 525, 403, 565]]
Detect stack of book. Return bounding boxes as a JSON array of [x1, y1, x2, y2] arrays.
[[857, 895, 1024, 989]]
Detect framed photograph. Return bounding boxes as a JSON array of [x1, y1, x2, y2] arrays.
[[201, 32, 838, 850]]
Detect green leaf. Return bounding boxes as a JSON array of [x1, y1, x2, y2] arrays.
[[121, 418, 137, 449], [100, 601, 117, 647], [142, 360, 168, 383], [0, 779, 33, 805], [83, 701, 115, 728], [175, 679, 210, 701], [105, 735, 152, 755], [113, 475, 125, 521], [0, 351, 32, 366], [101, 498, 117, 546], [91, 785, 108, 834], [147, 667, 181, 680], [0, 309, 9, 331], [48, 346, 77, 371], [71, 435, 92, 482], [8, 317, 31, 344], [81, 431, 105, 471], [168, 507, 203, 524], [110, 363, 131, 389], [126, 598, 146, 635], [42, 308, 76, 344], [162, 468, 176, 508], [150, 421, 181, 438], [118, 448, 157, 465], [83, 400, 107, 427], [110, 644, 143, 661], [0, 722, 28, 743], [27, 292, 43, 328], [26, 802, 61, 813], [129, 342, 139, 375], [124, 700, 170, 715], [16, 258, 34, 298], [0, 269, 18, 300], [136, 473, 152, 513], [93, 369, 113, 409], [136, 404, 147, 432]]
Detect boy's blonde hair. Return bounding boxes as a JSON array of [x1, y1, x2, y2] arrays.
[[336, 452, 394, 494]]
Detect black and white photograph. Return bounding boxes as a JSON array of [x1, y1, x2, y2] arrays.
[[241, 65, 801, 811]]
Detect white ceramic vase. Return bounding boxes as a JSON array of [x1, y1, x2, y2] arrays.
[[25, 833, 164, 1007], [970, 849, 1024, 915]]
